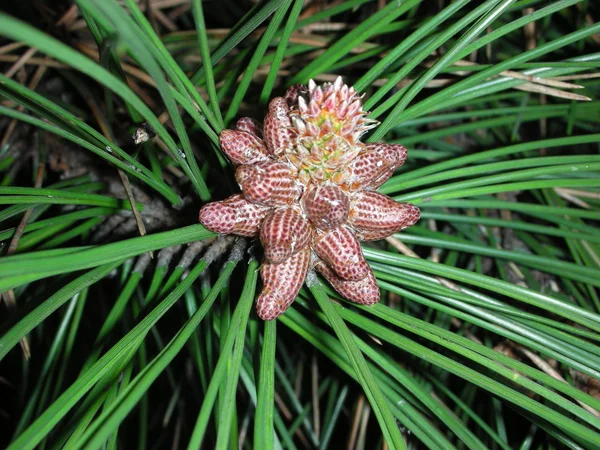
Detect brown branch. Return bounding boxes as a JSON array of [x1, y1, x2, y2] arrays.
[[4, 47, 37, 78]]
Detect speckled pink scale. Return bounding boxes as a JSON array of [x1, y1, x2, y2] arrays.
[[263, 97, 294, 156], [284, 84, 308, 107], [199, 194, 270, 236], [302, 185, 350, 230], [349, 191, 420, 241], [200, 77, 420, 319], [343, 143, 407, 191], [312, 226, 369, 281], [315, 261, 379, 305], [256, 247, 311, 320], [236, 161, 301, 206], [260, 208, 311, 263], [219, 129, 271, 166], [234, 117, 263, 138]]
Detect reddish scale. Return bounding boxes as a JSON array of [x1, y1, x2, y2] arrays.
[[312, 226, 370, 281], [256, 247, 311, 321], [235, 161, 301, 207], [260, 208, 311, 263], [234, 117, 263, 138], [349, 191, 420, 241], [302, 185, 349, 230], [199, 194, 270, 237], [315, 261, 379, 305], [219, 129, 270, 165], [343, 143, 407, 191], [263, 98, 294, 156], [199, 77, 420, 320], [284, 84, 309, 107]]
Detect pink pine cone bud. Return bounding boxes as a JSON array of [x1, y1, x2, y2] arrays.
[[199, 77, 419, 319]]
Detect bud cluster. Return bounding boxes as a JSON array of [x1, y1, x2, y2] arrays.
[[200, 77, 420, 320]]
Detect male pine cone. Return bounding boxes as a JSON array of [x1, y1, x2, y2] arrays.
[[200, 77, 420, 320]]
